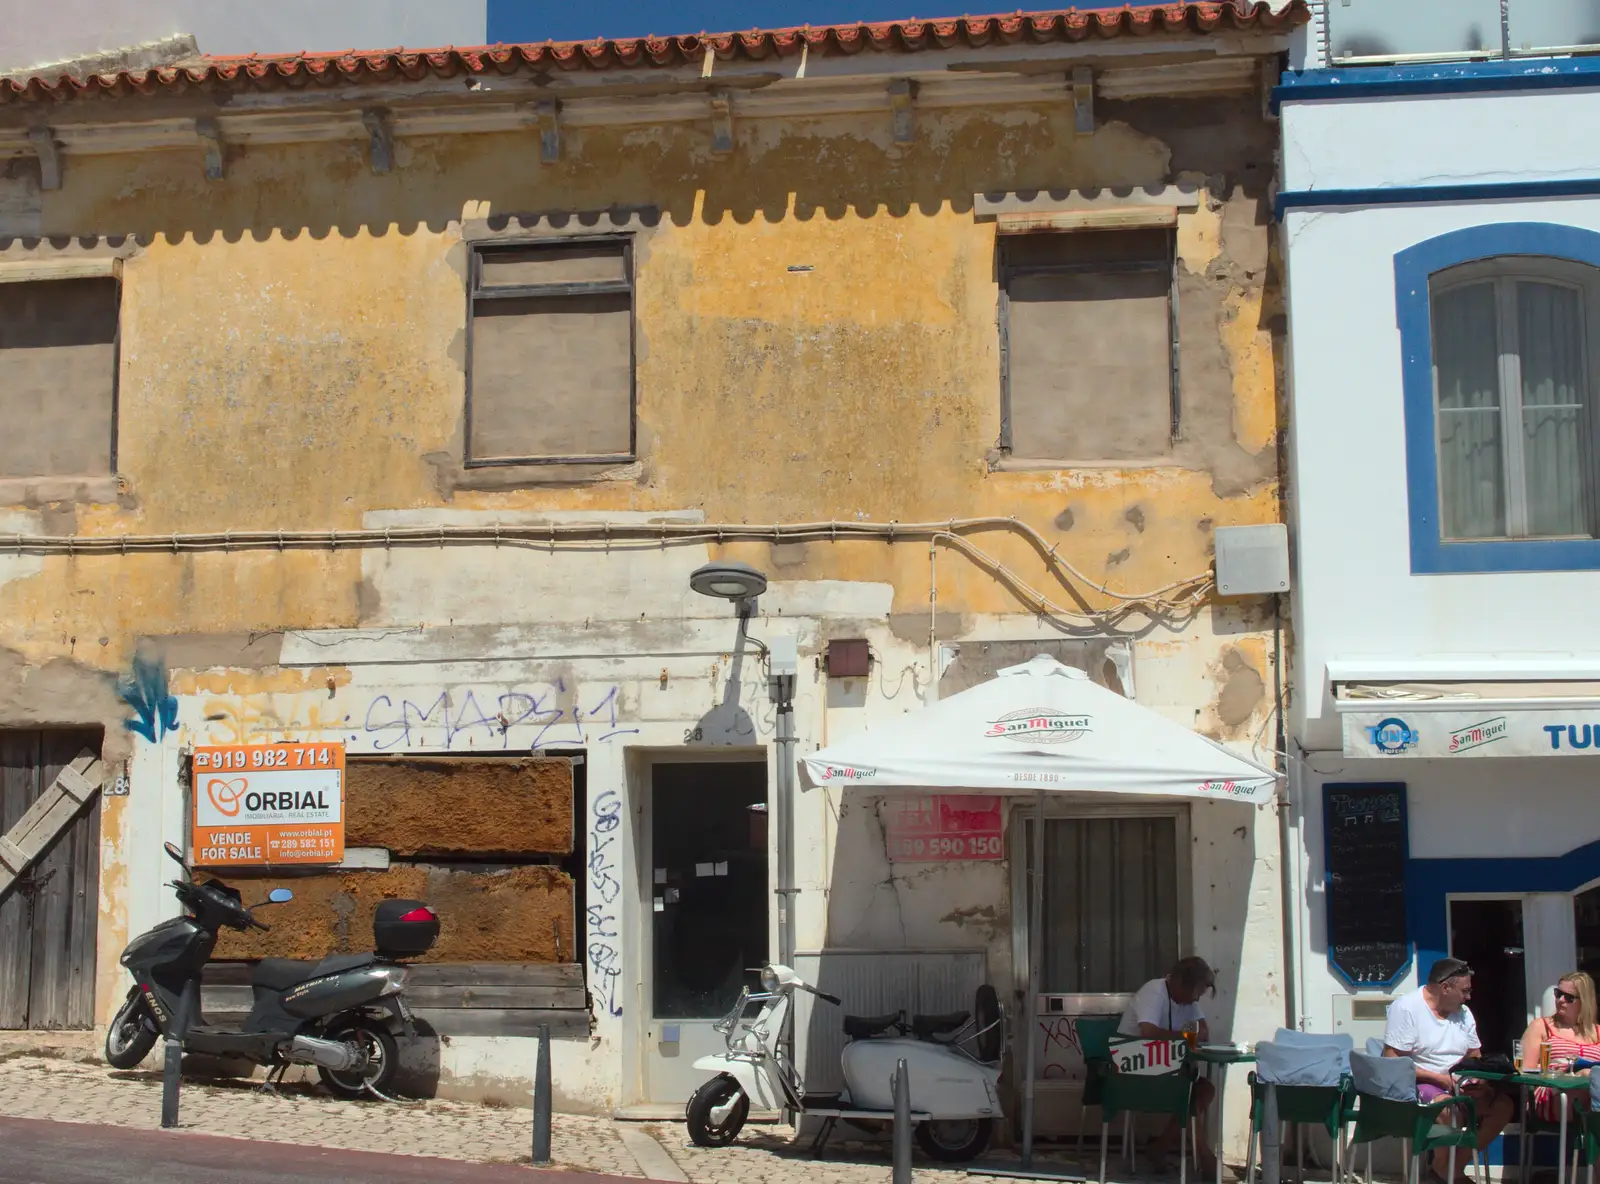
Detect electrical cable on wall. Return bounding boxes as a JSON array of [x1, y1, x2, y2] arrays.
[[3, 515, 1217, 629]]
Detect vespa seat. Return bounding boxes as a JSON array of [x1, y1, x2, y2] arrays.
[[911, 1010, 970, 1040], [843, 1012, 902, 1039]]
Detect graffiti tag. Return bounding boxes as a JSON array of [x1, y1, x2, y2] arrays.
[[121, 652, 179, 744], [587, 789, 625, 1018]]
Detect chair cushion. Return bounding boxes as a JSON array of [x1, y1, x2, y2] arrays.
[[1351, 1050, 1417, 1102], [1257, 1040, 1345, 1088], [1273, 1029, 1355, 1076]]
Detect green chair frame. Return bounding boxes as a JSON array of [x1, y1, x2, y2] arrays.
[[1348, 1091, 1479, 1184], [1075, 1017, 1123, 1167], [1241, 1072, 1351, 1184], [1098, 1069, 1197, 1184]]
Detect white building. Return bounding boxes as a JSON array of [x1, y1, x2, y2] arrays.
[[1280, 0, 1600, 1094]]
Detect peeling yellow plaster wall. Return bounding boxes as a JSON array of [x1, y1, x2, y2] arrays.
[[0, 97, 1282, 675]]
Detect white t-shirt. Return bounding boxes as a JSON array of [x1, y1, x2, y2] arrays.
[[1119, 977, 1205, 1037], [1384, 988, 1480, 1074]]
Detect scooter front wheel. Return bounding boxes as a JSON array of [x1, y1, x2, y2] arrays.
[[915, 1117, 992, 1162], [105, 990, 158, 1069], [686, 1074, 749, 1147]]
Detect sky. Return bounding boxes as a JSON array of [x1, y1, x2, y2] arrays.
[[486, 1, 1143, 43]]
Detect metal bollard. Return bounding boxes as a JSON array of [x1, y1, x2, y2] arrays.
[[532, 1023, 553, 1165], [893, 1057, 912, 1184], [159, 1038, 182, 1129]]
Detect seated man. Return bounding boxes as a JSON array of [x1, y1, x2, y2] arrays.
[[1383, 957, 1514, 1183], [1119, 956, 1221, 1174]]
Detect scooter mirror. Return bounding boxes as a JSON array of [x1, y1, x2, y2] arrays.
[[267, 888, 294, 903], [163, 842, 190, 872]]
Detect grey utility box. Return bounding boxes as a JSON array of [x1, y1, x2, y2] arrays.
[[1214, 523, 1290, 595]]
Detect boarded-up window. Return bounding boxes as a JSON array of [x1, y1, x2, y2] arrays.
[[468, 240, 634, 464], [0, 278, 118, 478], [1000, 230, 1175, 461]]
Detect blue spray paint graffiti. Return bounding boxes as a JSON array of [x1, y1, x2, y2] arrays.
[[362, 682, 638, 752], [587, 788, 625, 1018], [120, 652, 179, 744]]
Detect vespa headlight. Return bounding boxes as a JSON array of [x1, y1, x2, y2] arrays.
[[760, 967, 779, 993]]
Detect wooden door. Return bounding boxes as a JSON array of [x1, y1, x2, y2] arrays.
[[0, 729, 102, 1029]]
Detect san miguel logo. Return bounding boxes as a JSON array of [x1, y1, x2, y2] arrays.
[[986, 709, 1091, 745], [821, 764, 877, 781]]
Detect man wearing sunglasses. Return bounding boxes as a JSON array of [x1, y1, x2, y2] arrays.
[[1383, 957, 1514, 1183]]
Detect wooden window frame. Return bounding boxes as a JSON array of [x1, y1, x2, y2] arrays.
[[464, 234, 637, 468], [996, 231, 1181, 459]]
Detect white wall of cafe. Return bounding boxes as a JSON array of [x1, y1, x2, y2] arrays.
[[1280, 78, 1600, 1049]]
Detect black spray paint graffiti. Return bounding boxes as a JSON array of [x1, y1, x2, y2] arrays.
[[587, 789, 625, 1018], [362, 683, 638, 752]]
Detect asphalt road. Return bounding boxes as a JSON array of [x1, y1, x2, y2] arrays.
[[0, 1117, 637, 1184]]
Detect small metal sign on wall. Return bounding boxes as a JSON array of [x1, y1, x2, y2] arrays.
[[192, 743, 345, 867]]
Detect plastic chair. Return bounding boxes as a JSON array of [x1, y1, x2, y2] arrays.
[[1348, 1051, 1480, 1184], [1243, 1041, 1350, 1184], [1075, 1017, 1123, 1167], [1099, 1069, 1196, 1184]]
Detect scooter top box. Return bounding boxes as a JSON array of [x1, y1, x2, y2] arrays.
[[373, 899, 439, 958]]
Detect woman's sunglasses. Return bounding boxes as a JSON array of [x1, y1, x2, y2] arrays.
[[1555, 988, 1581, 1004]]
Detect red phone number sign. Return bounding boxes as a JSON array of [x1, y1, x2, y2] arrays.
[[882, 795, 1004, 863]]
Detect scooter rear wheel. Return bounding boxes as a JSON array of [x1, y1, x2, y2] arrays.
[[915, 1117, 992, 1162], [686, 1074, 749, 1147], [317, 1018, 400, 1099], [105, 992, 158, 1069]]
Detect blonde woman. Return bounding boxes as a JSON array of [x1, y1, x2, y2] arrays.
[[1519, 970, 1600, 1120]]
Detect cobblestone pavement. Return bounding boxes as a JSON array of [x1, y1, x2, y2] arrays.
[[0, 1054, 1098, 1182]]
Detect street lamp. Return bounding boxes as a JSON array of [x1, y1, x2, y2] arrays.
[[688, 561, 796, 973], [688, 561, 768, 612]]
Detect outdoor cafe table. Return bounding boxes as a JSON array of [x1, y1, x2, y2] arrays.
[[1188, 1043, 1258, 1184], [1456, 1067, 1589, 1184]]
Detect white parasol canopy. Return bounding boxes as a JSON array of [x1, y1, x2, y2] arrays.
[[800, 653, 1277, 803], [798, 651, 1279, 1174]]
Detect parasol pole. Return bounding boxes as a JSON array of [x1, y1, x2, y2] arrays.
[[1021, 786, 1045, 1169]]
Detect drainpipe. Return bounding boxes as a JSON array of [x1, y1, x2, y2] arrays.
[[1275, 594, 1300, 1030], [769, 635, 799, 968]]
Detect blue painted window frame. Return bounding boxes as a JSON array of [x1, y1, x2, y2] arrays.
[[1395, 222, 1600, 573]]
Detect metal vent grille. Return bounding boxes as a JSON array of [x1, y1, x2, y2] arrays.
[[792, 949, 989, 1093]]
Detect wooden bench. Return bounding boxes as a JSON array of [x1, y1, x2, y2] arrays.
[[200, 961, 590, 1038]]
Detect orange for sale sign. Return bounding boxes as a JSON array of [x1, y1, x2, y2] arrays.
[[192, 743, 345, 867]]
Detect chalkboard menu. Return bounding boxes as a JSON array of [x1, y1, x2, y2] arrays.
[[1323, 783, 1409, 987]]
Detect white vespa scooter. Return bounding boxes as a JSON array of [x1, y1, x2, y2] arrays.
[[685, 963, 1004, 1162]]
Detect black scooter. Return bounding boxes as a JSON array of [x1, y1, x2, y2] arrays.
[[105, 842, 439, 1099]]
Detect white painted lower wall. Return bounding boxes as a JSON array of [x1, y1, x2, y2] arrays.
[[97, 589, 1285, 1148]]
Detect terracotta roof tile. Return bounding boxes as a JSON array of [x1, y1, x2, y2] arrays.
[[2, 2, 1307, 102]]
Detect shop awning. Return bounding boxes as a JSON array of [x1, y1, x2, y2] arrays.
[[1336, 680, 1600, 758], [800, 652, 1277, 803]]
